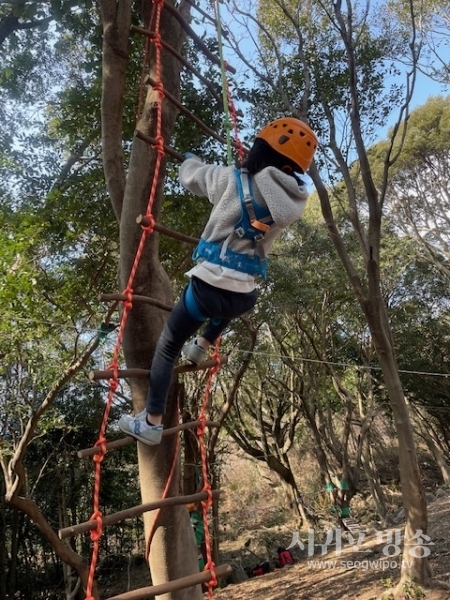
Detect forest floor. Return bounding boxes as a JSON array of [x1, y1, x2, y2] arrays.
[[214, 495, 450, 600], [100, 491, 450, 600], [213, 491, 450, 600]]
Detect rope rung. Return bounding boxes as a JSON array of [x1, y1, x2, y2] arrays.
[[130, 25, 224, 108], [105, 563, 232, 600], [59, 490, 224, 539], [99, 293, 172, 312], [77, 420, 221, 458], [136, 216, 199, 244], [135, 129, 183, 161], [145, 76, 245, 152], [161, 0, 236, 74], [88, 356, 228, 381]]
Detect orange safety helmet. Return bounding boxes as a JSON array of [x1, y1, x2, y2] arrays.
[[256, 117, 318, 172]]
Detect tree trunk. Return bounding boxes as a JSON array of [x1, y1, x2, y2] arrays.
[[416, 417, 450, 485], [7, 495, 98, 598], [369, 313, 431, 585], [361, 440, 387, 520], [8, 506, 19, 595], [99, 1, 202, 597]]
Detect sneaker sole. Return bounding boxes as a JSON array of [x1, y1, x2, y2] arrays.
[[118, 425, 162, 446]]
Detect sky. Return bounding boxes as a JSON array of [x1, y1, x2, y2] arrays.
[[198, 0, 450, 147]]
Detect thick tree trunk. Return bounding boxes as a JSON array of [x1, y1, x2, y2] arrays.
[[370, 316, 431, 585], [100, 1, 202, 597]]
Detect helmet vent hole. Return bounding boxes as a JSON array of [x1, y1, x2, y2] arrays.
[[278, 135, 290, 145], [299, 132, 305, 137], [307, 141, 311, 146]]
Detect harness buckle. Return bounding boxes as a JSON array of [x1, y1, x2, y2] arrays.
[[251, 219, 271, 233]]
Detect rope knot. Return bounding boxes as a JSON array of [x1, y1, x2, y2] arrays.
[[150, 33, 162, 52], [197, 414, 207, 438], [152, 135, 165, 156], [152, 81, 165, 98], [93, 436, 107, 462], [122, 287, 133, 311], [210, 350, 221, 375], [142, 213, 155, 234], [201, 482, 213, 511], [109, 378, 119, 393], [205, 559, 218, 590], [107, 361, 119, 390], [89, 510, 103, 541]]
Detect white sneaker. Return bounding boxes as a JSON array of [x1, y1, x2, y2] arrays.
[[118, 411, 163, 445], [182, 338, 207, 365]]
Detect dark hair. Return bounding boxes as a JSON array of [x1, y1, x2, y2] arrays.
[[242, 138, 301, 175], [241, 138, 303, 176]]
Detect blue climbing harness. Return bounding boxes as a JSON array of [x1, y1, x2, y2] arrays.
[[192, 168, 273, 279]]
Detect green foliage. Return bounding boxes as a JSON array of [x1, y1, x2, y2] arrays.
[[403, 582, 427, 600], [368, 95, 450, 293]]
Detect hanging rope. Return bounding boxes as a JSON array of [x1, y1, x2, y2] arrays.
[[211, 0, 233, 165]]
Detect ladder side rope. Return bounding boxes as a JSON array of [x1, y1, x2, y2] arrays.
[[85, 0, 166, 598], [137, 2, 184, 565], [194, 2, 246, 597], [197, 342, 221, 598]]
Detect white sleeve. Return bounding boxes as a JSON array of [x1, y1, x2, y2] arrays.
[[179, 159, 225, 204]]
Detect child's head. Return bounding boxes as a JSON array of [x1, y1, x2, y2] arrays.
[[243, 117, 318, 176]]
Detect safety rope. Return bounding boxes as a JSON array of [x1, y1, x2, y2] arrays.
[[211, 0, 232, 165], [84, 1, 165, 597]]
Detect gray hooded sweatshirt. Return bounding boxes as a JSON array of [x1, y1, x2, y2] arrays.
[[179, 157, 309, 293]]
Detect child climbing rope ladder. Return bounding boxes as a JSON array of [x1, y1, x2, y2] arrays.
[[119, 117, 318, 445]]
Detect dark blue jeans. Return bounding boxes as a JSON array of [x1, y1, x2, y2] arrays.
[[146, 277, 257, 415]]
